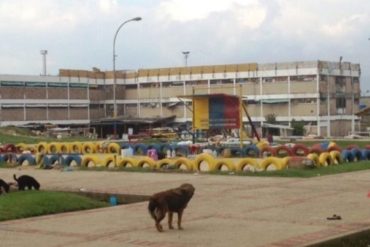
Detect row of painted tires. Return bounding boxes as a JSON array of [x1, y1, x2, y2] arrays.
[[4, 153, 289, 172], [3, 150, 351, 172], [15, 142, 186, 156]]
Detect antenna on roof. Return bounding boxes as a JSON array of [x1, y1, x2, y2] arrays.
[[40, 50, 48, 76]]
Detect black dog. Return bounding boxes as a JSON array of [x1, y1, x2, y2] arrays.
[[148, 183, 195, 232], [13, 174, 40, 190], [0, 179, 10, 194]]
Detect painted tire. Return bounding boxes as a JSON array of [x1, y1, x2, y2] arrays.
[[260, 146, 277, 157], [194, 153, 216, 172], [213, 158, 236, 172], [351, 148, 362, 161], [117, 157, 137, 168], [361, 149, 370, 160], [256, 141, 269, 151], [327, 145, 341, 153], [103, 155, 117, 167], [260, 157, 287, 171], [309, 147, 323, 155], [156, 158, 177, 169], [292, 144, 309, 156], [174, 157, 194, 171], [2, 153, 17, 163], [318, 152, 333, 166], [274, 145, 293, 157], [82, 142, 96, 154], [2, 144, 17, 153], [236, 158, 260, 172], [16, 143, 28, 153], [173, 145, 189, 157], [81, 155, 102, 167], [307, 153, 319, 167], [329, 151, 341, 165], [341, 150, 354, 163], [133, 144, 148, 155], [60, 143, 70, 154], [35, 153, 45, 166], [17, 154, 36, 166], [36, 142, 48, 153], [47, 142, 61, 154], [136, 156, 156, 169], [70, 142, 82, 154], [107, 143, 121, 154], [346, 144, 359, 150], [242, 145, 260, 158], [43, 155, 63, 167], [159, 144, 173, 155], [63, 155, 82, 166]]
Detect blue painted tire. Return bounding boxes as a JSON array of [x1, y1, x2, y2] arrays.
[[173, 145, 189, 157], [341, 150, 354, 163], [360, 149, 370, 160], [134, 144, 148, 155], [63, 155, 82, 166], [351, 148, 362, 161], [17, 154, 36, 166], [120, 143, 132, 150], [242, 145, 260, 158], [43, 155, 63, 167]]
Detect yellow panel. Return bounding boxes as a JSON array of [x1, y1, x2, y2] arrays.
[[169, 67, 181, 75], [213, 65, 225, 73], [138, 69, 149, 77], [180, 67, 191, 75], [225, 64, 237, 72], [193, 97, 209, 130], [148, 69, 159, 77], [202, 66, 213, 73], [190, 66, 202, 74], [159, 68, 170, 76]]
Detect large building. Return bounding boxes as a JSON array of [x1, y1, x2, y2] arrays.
[[0, 60, 361, 137]]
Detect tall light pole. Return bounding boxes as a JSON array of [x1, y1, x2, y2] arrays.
[[182, 51, 190, 66], [113, 16, 142, 120], [40, 50, 48, 76]]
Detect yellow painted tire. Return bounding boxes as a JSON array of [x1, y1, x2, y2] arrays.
[[174, 157, 194, 171], [213, 158, 236, 172], [94, 142, 104, 153], [107, 143, 121, 154], [330, 150, 341, 165], [81, 155, 101, 167], [70, 142, 82, 154], [47, 142, 61, 154], [260, 157, 287, 171], [117, 157, 138, 168], [307, 153, 320, 167], [103, 155, 117, 167], [319, 152, 333, 167], [16, 143, 28, 152], [136, 156, 156, 169], [256, 141, 269, 151], [35, 153, 45, 167], [82, 142, 96, 154], [194, 153, 216, 172], [236, 158, 260, 172], [156, 158, 177, 169], [36, 142, 48, 154], [60, 143, 70, 154]]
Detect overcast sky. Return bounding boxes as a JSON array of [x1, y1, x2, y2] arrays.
[[0, 0, 369, 92]]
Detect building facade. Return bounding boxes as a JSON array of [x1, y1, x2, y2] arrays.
[[0, 60, 361, 137]]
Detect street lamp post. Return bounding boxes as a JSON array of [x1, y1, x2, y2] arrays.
[[112, 16, 141, 137]]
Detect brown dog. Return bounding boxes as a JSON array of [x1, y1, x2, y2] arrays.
[[148, 183, 195, 232]]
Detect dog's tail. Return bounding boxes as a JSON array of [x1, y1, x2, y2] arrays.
[[13, 174, 18, 182], [148, 198, 158, 220]]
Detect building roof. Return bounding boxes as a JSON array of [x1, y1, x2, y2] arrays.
[[355, 107, 370, 116]]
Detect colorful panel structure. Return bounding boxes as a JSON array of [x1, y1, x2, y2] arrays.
[[193, 94, 240, 130]]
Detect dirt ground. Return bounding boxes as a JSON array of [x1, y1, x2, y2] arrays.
[[1, 167, 370, 247]]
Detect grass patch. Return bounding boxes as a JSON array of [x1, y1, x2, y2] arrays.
[[0, 190, 109, 221]]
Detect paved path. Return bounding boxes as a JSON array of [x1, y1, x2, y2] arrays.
[[1, 168, 370, 247]]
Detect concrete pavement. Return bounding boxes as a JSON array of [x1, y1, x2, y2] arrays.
[[1, 168, 370, 247]]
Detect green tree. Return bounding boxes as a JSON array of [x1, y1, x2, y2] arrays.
[[291, 119, 305, 136]]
